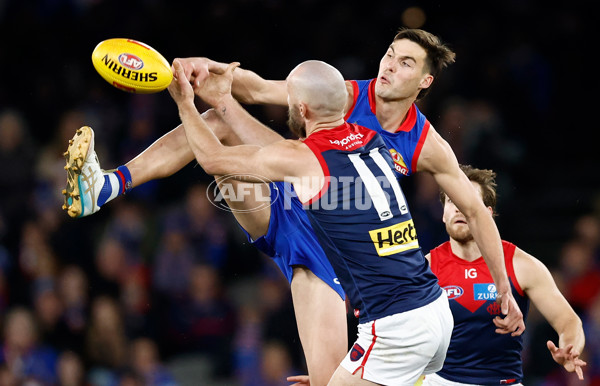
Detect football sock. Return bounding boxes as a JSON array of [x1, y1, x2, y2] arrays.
[[97, 165, 133, 206]]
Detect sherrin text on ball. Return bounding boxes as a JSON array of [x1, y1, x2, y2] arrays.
[[91, 38, 173, 94]]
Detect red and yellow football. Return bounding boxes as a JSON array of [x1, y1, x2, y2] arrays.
[[91, 38, 173, 94]]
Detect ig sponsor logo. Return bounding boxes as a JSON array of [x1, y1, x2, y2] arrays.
[[206, 174, 277, 213]]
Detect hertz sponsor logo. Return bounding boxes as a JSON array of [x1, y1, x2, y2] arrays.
[[101, 54, 158, 82], [369, 219, 419, 256]]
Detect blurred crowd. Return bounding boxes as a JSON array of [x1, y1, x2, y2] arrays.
[[0, 0, 597, 385], [1, 90, 600, 386]]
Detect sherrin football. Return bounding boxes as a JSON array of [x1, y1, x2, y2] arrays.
[[91, 38, 173, 94]]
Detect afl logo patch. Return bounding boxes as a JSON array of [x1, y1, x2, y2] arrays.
[[443, 285, 464, 299], [118, 53, 144, 70], [350, 343, 365, 362]]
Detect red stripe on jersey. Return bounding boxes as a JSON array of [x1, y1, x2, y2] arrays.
[[302, 139, 330, 206], [367, 79, 377, 115], [344, 80, 360, 121], [303, 123, 378, 153], [503, 242, 525, 296], [395, 103, 418, 133], [301, 122, 378, 205], [411, 119, 430, 173], [352, 320, 378, 378]]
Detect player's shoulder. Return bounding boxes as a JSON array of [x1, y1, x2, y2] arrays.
[[512, 245, 551, 290], [264, 138, 311, 159]]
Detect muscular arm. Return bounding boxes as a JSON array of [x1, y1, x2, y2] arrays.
[[175, 56, 289, 106], [175, 58, 287, 146], [416, 126, 524, 335], [169, 61, 319, 198], [231, 67, 288, 106], [514, 248, 586, 378]]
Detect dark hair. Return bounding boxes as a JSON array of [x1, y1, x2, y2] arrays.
[[439, 164, 498, 216], [394, 28, 456, 100]]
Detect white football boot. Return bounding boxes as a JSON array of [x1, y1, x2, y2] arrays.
[[62, 126, 106, 218]]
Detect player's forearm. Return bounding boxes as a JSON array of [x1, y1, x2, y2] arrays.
[[558, 316, 585, 355], [232, 68, 287, 106], [468, 211, 510, 293], [177, 100, 223, 169], [214, 94, 283, 146]]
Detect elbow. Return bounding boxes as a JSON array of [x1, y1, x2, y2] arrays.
[[465, 202, 493, 222], [201, 158, 223, 176]]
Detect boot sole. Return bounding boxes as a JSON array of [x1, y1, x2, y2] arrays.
[[62, 126, 93, 218]]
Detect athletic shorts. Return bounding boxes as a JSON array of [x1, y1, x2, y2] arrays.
[[422, 373, 523, 386], [341, 293, 453, 385], [239, 182, 345, 300]]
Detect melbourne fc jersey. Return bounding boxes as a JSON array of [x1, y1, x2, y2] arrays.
[[302, 122, 441, 323], [345, 79, 430, 177], [430, 241, 530, 385]]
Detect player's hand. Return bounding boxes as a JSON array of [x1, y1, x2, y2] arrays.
[[192, 62, 240, 108], [173, 57, 229, 88], [492, 291, 525, 336], [168, 59, 195, 105], [547, 340, 587, 380], [286, 375, 310, 386]]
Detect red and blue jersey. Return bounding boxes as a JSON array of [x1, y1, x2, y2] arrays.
[[302, 122, 441, 323], [345, 79, 430, 177], [430, 241, 530, 385]]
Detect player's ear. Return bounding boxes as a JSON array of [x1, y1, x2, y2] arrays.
[[299, 102, 308, 119], [419, 74, 434, 89]]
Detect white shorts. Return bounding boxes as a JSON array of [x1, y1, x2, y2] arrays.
[[341, 293, 453, 386], [422, 373, 523, 386]]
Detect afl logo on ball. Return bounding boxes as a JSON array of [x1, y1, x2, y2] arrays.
[[118, 53, 144, 70]]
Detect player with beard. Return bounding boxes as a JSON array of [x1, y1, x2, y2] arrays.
[[62, 28, 525, 384], [423, 164, 586, 385], [170, 58, 454, 385]]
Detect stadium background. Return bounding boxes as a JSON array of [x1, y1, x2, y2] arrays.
[[0, 0, 598, 385]]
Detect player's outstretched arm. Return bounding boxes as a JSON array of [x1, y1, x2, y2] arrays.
[[512, 249, 586, 379], [168, 59, 312, 187], [417, 126, 525, 336], [174, 57, 288, 106], [173, 58, 285, 146]]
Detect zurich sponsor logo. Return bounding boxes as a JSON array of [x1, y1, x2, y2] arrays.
[[443, 285, 464, 299], [474, 283, 497, 301]]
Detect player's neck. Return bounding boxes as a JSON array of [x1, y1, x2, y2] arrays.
[[374, 96, 414, 133], [449, 238, 482, 262], [306, 117, 345, 136]]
